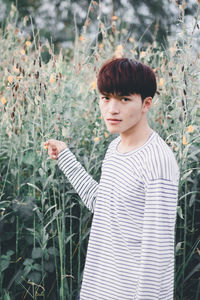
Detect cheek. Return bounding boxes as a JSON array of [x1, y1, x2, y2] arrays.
[[127, 106, 142, 120], [99, 102, 105, 115]]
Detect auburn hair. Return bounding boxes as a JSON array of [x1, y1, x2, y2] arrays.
[[97, 58, 157, 101]]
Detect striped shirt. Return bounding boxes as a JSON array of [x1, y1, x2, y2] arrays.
[[58, 131, 179, 300]]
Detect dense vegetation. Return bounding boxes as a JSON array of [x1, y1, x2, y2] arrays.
[[0, 0, 197, 48], [0, 4, 200, 300]]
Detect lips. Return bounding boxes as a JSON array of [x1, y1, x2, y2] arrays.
[[107, 118, 122, 124]]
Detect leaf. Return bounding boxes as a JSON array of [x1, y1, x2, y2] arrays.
[[177, 206, 184, 219], [65, 233, 76, 244], [44, 209, 61, 230], [3, 292, 11, 300], [44, 261, 55, 273], [176, 242, 183, 253], [1, 250, 14, 260], [27, 183, 42, 193], [43, 173, 54, 190], [22, 150, 35, 166], [81, 228, 91, 241], [184, 263, 200, 283], [24, 265, 32, 276], [32, 247, 43, 259], [42, 231, 49, 246], [0, 201, 10, 209], [180, 170, 192, 183], [48, 247, 59, 256], [7, 250, 14, 257], [44, 204, 57, 216], [33, 263, 42, 271], [62, 127, 68, 137], [23, 258, 34, 266], [28, 271, 41, 284], [1, 259, 10, 272]]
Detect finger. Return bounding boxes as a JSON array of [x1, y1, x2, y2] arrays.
[[43, 141, 49, 150], [48, 139, 57, 144]]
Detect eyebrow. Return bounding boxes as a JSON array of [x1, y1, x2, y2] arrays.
[[100, 93, 130, 98]]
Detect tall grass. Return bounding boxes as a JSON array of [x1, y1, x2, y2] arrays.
[[0, 3, 200, 300]]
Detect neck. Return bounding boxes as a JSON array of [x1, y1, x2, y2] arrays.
[[119, 119, 153, 152]]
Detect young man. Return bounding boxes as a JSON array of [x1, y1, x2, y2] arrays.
[[44, 58, 179, 300]]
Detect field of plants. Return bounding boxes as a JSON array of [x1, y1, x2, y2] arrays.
[[0, 3, 200, 300]]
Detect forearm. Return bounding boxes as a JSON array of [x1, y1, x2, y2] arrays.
[[58, 148, 99, 213]]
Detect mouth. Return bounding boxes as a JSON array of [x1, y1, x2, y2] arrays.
[[107, 118, 122, 124]]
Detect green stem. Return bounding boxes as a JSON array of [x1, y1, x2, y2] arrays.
[[61, 187, 67, 299], [0, 242, 2, 299], [195, 279, 200, 300], [48, 187, 59, 296], [69, 197, 72, 300], [52, 180, 65, 299], [78, 205, 82, 294]]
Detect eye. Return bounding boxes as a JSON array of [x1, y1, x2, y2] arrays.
[[121, 97, 130, 102], [101, 95, 109, 101]]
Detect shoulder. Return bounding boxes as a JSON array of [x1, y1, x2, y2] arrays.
[[101, 136, 120, 164], [106, 135, 120, 153], [140, 132, 179, 184]]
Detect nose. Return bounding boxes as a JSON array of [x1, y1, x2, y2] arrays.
[[108, 99, 120, 114]]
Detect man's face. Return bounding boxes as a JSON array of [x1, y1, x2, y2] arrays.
[[99, 93, 151, 135]]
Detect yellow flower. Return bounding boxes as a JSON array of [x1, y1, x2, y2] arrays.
[[182, 136, 188, 145], [1, 97, 7, 104], [187, 125, 194, 133], [169, 47, 177, 56], [116, 44, 123, 51], [114, 44, 124, 58], [8, 76, 13, 83], [104, 132, 109, 138], [79, 35, 84, 41], [112, 16, 118, 21], [13, 65, 19, 72], [93, 1, 98, 6], [91, 80, 97, 90], [99, 43, 104, 48], [159, 78, 164, 87], [94, 137, 100, 142], [140, 51, 146, 58], [20, 49, 25, 55], [49, 75, 55, 83], [25, 41, 31, 47]]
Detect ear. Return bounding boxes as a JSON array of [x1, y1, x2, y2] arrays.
[[142, 97, 152, 112]]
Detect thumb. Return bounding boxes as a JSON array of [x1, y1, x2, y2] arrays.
[[43, 141, 49, 150]]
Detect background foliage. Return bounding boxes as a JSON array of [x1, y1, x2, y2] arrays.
[[0, 0, 198, 48], [0, 2, 200, 300]]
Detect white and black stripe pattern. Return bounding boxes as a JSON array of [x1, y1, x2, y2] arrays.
[[58, 131, 179, 300]]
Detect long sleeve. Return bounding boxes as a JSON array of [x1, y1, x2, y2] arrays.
[[135, 178, 179, 300], [58, 148, 99, 213]]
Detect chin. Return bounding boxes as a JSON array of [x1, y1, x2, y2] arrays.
[[107, 128, 120, 134]]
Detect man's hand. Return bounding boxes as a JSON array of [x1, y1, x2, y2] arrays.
[[44, 139, 67, 160]]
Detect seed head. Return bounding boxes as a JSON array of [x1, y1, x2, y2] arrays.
[[1, 97, 7, 104], [8, 76, 13, 83]]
